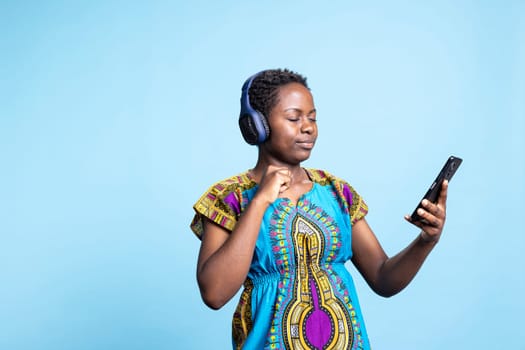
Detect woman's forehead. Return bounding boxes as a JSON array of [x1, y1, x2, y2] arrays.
[[276, 83, 313, 103]]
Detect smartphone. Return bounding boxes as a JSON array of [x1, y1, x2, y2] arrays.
[[410, 156, 463, 223]]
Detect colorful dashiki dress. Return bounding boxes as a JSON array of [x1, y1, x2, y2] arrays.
[[191, 169, 371, 349]]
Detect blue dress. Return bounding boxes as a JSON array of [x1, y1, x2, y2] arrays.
[[191, 169, 371, 349]]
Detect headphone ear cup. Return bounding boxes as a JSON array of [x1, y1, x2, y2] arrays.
[[256, 111, 270, 142], [239, 111, 270, 145], [239, 71, 270, 145], [239, 114, 259, 145]]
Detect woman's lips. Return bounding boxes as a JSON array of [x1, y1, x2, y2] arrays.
[[296, 140, 315, 149]]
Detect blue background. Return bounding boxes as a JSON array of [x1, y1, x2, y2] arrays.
[[1, 1, 524, 349]]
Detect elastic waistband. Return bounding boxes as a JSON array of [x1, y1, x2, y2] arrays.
[[246, 272, 282, 286], [245, 263, 346, 287]]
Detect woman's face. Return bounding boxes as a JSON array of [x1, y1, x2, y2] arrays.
[[262, 82, 318, 165]]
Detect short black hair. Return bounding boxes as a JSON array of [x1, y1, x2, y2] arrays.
[[249, 69, 308, 118]]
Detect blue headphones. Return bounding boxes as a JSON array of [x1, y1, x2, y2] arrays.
[[239, 71, 270, 145]]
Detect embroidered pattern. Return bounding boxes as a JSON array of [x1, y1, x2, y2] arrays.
[[282, 213, 353, 349]]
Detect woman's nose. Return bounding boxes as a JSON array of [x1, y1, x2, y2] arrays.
[[301, 118, 315, 133]]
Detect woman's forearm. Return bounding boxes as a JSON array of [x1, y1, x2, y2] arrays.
[[375, 233, 437, 297]]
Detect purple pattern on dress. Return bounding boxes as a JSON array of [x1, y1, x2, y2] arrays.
[[305, 279, 332, 348], [224, 192, 241, 215], [342, 183, 354, 206]]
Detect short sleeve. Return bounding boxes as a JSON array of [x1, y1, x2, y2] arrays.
[[190, 173, 255, 239], [340, 181, 368, 225]]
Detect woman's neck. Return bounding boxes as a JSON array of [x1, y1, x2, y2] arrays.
[[250, 160, 309, 185]]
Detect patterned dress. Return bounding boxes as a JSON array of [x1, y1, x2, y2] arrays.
[[191, 169, 371, 349]]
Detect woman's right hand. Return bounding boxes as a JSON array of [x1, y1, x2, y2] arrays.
[[255, 165, 292, 204]]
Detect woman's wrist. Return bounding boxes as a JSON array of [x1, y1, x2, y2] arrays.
[[249, 195, 272, 210], [419, 230, 439, 244]]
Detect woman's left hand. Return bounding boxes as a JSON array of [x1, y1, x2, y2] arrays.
[[405, 180, 448, 242]]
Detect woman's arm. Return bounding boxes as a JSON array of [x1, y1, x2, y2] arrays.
[[197, 198, 269, 309], [351, 181, 448, 297], [196, 166, 292, 309]]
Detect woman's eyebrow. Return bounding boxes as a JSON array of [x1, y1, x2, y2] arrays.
[[284, 108, 317, 114]]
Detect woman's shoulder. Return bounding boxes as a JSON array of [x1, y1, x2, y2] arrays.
[[203, 170, 255, 195], [306, 168, 368, 222], [305, 168, 350, 186], [191, 171, 255, 238], [194, 170, 257, 215]]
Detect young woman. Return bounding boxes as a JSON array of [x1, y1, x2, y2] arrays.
[[190, 69, 448, 349]]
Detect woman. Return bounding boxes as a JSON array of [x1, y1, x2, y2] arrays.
[[190, 69, 448, 349]]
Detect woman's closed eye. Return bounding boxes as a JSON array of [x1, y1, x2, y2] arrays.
[[286, 115, 316, 122]]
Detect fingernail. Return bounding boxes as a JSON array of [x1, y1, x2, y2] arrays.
[[417, 208, 424, 215]]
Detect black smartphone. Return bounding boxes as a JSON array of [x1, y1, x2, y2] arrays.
[[410, 155, 463, 223]]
